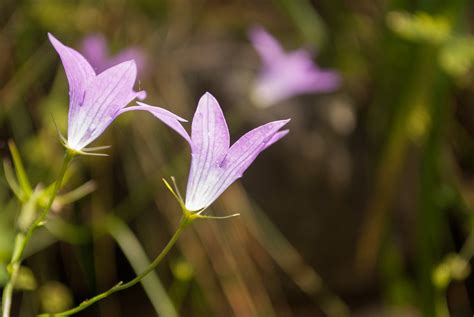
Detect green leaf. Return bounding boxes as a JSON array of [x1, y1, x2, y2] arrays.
[[3, 159, 24, 201], [8, 141, 32, 197], [439, 36, 474, 77], [17, 188, 41, 232], [272, 0, 327, 48], [387, 11, 451, 45], [49, 180, 96, 209]]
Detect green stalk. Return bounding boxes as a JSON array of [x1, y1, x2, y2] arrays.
[[2, 149, 75, 317], [39, 214, 193, 317]]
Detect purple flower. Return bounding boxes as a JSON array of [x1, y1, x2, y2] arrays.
[[81, 34, 146, 75], [49, 33, 183, 154], [249, 26, 340, 107], [145, 92, 289, 211]]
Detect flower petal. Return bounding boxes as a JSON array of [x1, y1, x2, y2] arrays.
[[185, 92, 230, 210], [118, 102, 191, 144], [262, 129, 289, 151], [253, 51, 340, 107], [223, 119, 289, 177], [80, 34, 108, 72], [68, 60, 145, 150], [48, 33, 96, 137], [304, 70, 341, 92], [186, 119, 290, 211], [82, 34, 147, 75], [109, 48, 147, 76], [248, 26, 284, 66]]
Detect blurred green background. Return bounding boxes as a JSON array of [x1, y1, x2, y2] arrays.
[[1, 0, 474, 316]]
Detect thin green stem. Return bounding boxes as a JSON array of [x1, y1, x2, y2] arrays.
[[2, 149, 74, 317], [39, 215, 192, 317]]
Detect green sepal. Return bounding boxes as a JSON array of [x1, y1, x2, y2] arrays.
[[162, 177, 240, 223]]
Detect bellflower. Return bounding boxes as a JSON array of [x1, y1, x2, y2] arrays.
[[49, 33, 183, 154], [81, 34, 146, 74], [249, 26, 340, 107], [145, 92, 289, 212]]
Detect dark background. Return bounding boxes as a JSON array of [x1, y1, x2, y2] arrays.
[[1, 0, 474, 316]]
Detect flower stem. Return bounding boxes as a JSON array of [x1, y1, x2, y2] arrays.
[[2, 149, 74, 317], [38, 214, 192, 316]]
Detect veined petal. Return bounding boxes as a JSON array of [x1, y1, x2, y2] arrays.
[[68, 60, 145, 150], [190, 119, 289, 210], [248, 26, 284, 66], [48, 33, 96, 135], [118, 102, 191, 144], [262, 129, 289, 151], [185, 92, 230, 210], [224, 119, 289, 176]]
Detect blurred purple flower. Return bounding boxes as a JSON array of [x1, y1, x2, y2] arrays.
[[249, 26, 340, 107], [81, 34, 146, 75], [143, 92, 289, 211], [49, 33, 183, 154]]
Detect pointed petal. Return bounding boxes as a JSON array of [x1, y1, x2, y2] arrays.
[[118, 102, 191, 144], [262, 129, 289, 151], [252, 49, 340, 106], [48, 33, 96, 135], [248, 26, 284, 65], [185, 92, 230, 210], [189, 119, 289, 210], [68, 60, 145, 150], [224, 119, 289, 176]]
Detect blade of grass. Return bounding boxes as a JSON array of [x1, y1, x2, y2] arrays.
[[106, 215, 178, 317], [3, 159, 23, 201], [8, 141, 32, 197]]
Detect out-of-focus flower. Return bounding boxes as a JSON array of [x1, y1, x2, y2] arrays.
[[49, 33, 183, 154], [81, 34, 146, 75], [144, 92, 289, 211], [249, 26, 340, 107]]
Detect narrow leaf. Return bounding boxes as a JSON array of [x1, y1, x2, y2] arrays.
[[3, 159, 24, 201], [8, 141, 32, 196]]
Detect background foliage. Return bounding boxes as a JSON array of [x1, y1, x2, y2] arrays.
[[1, 0, 474, 316]]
